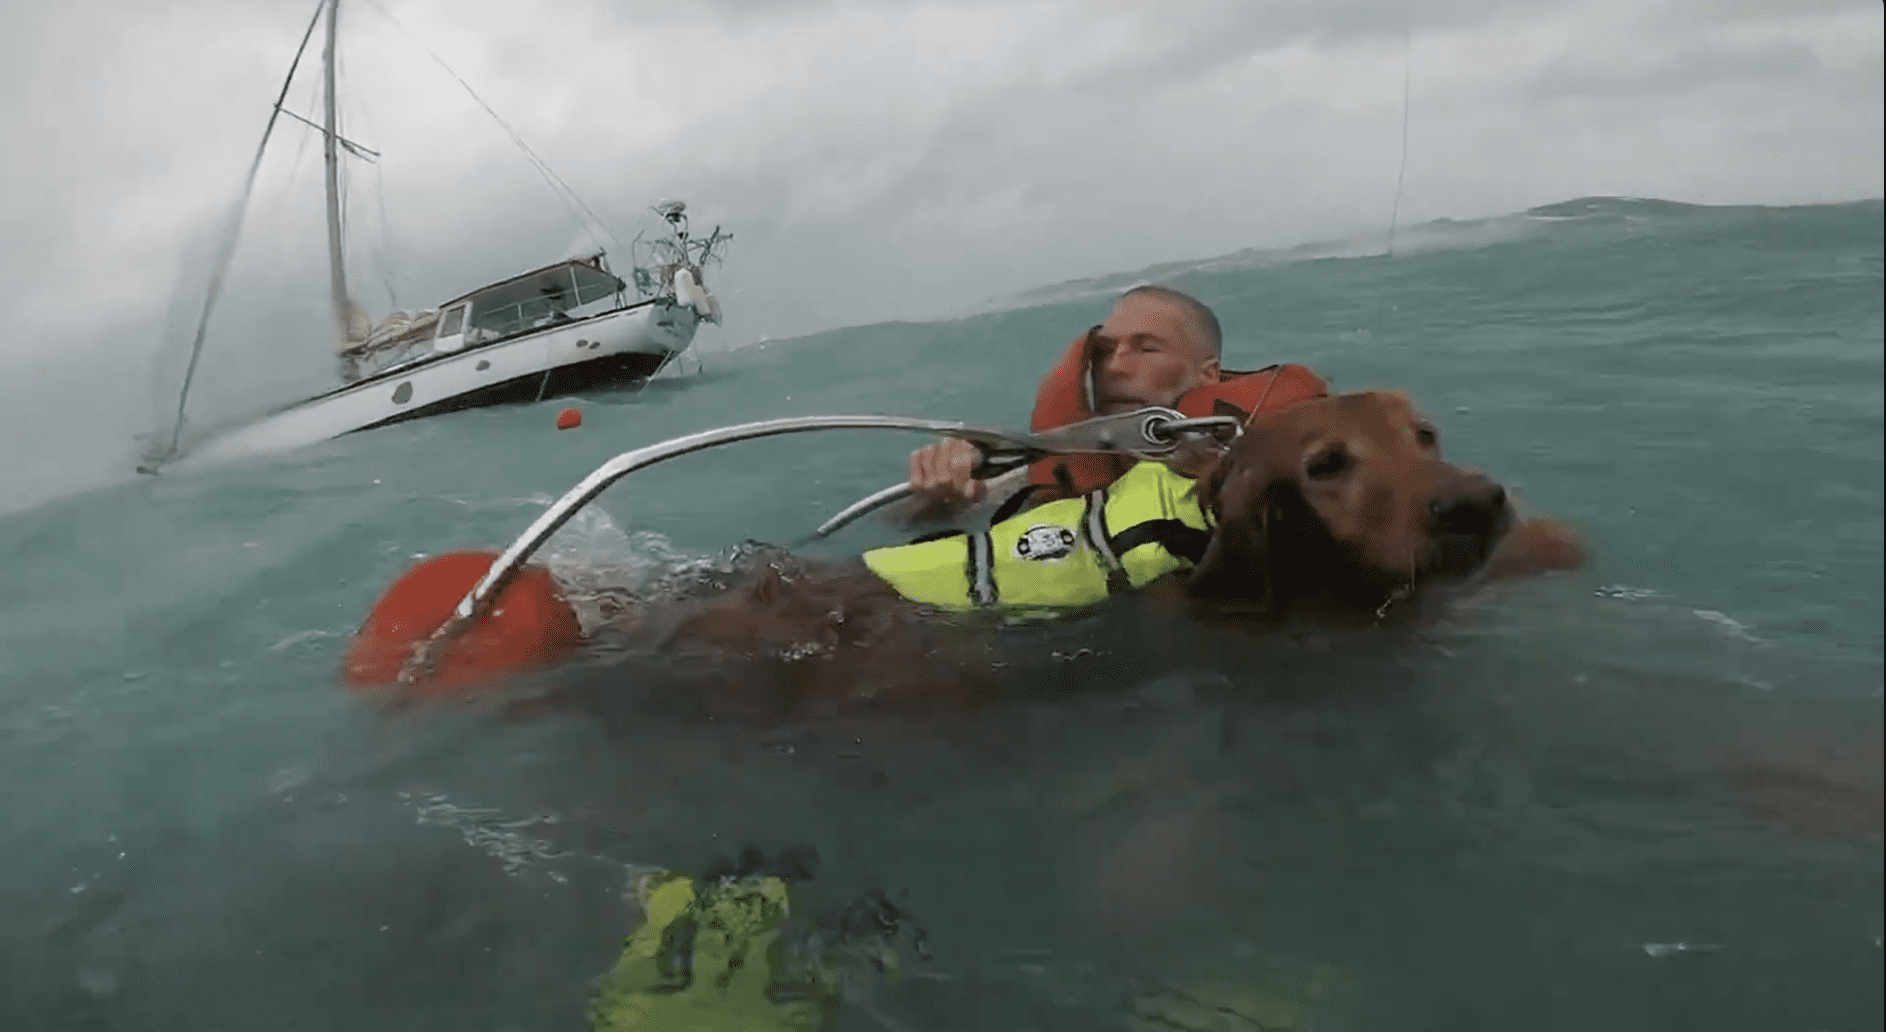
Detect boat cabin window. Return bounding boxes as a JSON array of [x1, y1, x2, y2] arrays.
[[473, 292, 566, 339], [431, 303, 470, 353], [459, 260, 625, 346]]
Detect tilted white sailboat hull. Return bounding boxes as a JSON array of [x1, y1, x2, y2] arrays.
[[169, 299, 700, 472], [145, 0, 732, 476]]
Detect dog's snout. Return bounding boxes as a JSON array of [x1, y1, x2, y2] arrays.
[[1428, 477, 1508, 534]]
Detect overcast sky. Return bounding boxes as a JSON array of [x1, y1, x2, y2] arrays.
[[0, 0, 1880, 505]]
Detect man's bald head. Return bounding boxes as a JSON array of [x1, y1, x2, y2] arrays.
[[1117, 285, 1222, 358], [1090, 286, 1224, 413]]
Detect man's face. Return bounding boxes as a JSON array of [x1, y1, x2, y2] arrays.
[[1089, 294, 1220, 414]]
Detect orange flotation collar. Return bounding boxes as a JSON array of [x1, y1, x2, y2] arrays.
[[1025, 327, 1330, 499], [342, 550, 582, 697]]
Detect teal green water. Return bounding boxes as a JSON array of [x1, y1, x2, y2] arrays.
[[1, 197, 1880, 1029]]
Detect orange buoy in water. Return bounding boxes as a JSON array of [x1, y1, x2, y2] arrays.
[[342, 550, 582, 696], [556, 406, 583, 430]]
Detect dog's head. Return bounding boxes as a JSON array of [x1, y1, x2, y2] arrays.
[[1185, 390, 1514, 612]]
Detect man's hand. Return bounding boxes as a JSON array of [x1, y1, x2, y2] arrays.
[[907, 437, 988, 507]]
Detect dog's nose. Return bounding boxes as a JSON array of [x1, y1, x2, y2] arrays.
[[1428, 477, 1508, 534]]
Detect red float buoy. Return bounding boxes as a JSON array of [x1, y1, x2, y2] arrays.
[[342, 550, 582, 696], [556, 406, 583, 430]]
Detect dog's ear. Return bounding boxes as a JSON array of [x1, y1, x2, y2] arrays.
[[1185, 423, 1297, 605], [1186, 496, 1273, 604], [1194, 450, 1230, 515], [1164, 435, 1225, 479]]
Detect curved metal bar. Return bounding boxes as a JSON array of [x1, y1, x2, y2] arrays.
[[396, 406, 1241, 683], [400, 413, 1060, 683], [796, 448, 1050, 545], [801, 481, 916, 542]]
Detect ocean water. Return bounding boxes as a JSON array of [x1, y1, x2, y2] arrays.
[[1, 197, 1880, 1030]]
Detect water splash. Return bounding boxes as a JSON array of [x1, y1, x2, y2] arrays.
[[399, 791, 571, 876]]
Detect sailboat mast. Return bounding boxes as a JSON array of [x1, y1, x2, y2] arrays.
[[321, 0, 351, 345]]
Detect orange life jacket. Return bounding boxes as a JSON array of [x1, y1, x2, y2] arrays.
[[1024, 326, 1329, 501]]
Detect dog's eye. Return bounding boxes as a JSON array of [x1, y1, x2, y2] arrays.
[[1305, 447, 1350, 480], [1414, 425, 1439, 448]]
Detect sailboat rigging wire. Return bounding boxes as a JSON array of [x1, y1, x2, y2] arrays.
[[261, 77, 318, 227], [373, 157, 400, 311], [1364, 11, 1414, 356], [338, 121, 352, 291], [334, 61, 401, 313], [1386, 20, 1412, 260], [272, 106, 380, 159], [162, 0, 330, 458], [358, 0, 623, 252]]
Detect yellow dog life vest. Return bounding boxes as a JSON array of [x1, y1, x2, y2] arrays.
[[861, 460, 1214, 614]]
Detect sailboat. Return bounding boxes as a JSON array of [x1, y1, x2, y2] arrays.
[[141, 0, 727, 474]]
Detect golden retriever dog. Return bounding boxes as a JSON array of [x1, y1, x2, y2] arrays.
[[1172, 389, 1584, 624]]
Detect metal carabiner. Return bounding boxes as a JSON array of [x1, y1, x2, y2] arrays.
[[1141, 413, 1245, 445], [1025, 406, 1187, 456]]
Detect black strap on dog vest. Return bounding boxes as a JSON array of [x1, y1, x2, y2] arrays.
[[1052, 462, 1078, 497], [988, 482, 1049, 526], [963, 531, 998, 607], [1109, 520, 1213, 566], [1078, 489, 1133, 595], [905, 527, 965, 545]]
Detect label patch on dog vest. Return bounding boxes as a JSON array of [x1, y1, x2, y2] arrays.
[[1014, 524, 1077, 561]]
